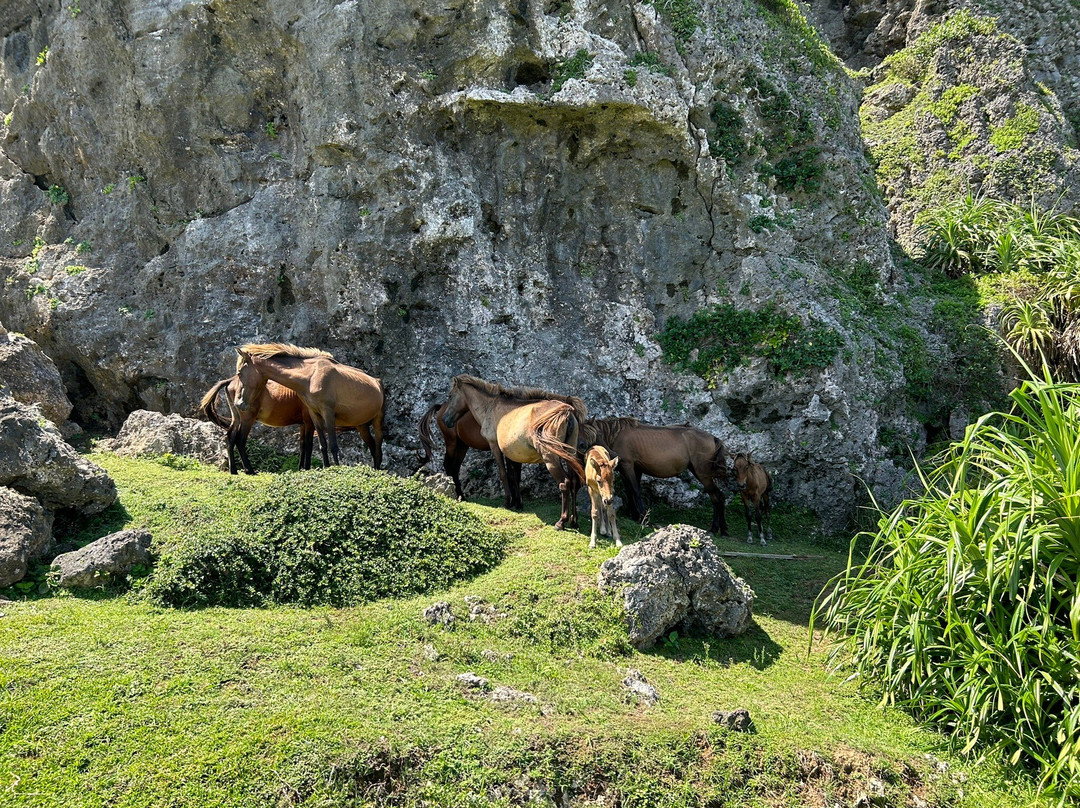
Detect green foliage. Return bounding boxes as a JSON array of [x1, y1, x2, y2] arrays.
[[64, 265, 88, 275], [708, 98, 745, 165], [658, 302, 843, 384], [880, 9, 997, 85], [645, 0, 702, 43], [75, 240, 91, 253], [264, 121, 278, 139], [761, 147, 824, 193], [127, 174, 145, 191], [46, 185, 69, 205], [990, 104, 1041, 152], [36, 47, 48, 65], [145, 467, 506, 608], [629, 51, 671, 76], [752, 0, 840, 73], [814, 377, 1080, 802], [101, 183, 115, 195], [551, 49, 593, 93], [624, 68, 638, 87]]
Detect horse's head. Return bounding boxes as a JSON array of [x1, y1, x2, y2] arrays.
[[586, 447, 619, 508], [732, 453, 752, 491], [441, 376, 469, 428], [233, 348, 266, 413]]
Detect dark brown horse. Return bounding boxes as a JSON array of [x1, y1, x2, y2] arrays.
[[579, 418, 730, 535], [235, 343, 385, 468], [733, 453, 773, 546], [441, 375, 586, 529], [199, 376, 317, 474]]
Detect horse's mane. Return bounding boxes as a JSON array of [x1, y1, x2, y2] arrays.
[[581, 416, 641, 447], [455, 375, 587, 419], [237, 342, 333, 371]]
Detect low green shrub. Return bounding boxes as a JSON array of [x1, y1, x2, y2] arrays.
[[814, 377, 1080, 802], [145, 467, 507, 608], [552, 49, 593, 93]]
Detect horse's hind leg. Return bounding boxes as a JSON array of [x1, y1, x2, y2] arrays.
[[545, 455, 573, 531], [370, 405, 385, 470], [762, 490, 773, 545], [608, 504, 623, 548], [299, 424, 313, 470], [358, 423, 378, 468]]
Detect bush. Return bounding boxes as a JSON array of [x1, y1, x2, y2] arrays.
[[145, 467, 506, 607], [658, 302, 843, 385], [814, 377, 1080, 802]]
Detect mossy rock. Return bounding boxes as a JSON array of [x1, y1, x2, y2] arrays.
[[145, 467, 506, 608]]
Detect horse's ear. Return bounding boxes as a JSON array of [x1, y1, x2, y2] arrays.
[[611, 456, 619, 469], [235, 347, 251, 363]]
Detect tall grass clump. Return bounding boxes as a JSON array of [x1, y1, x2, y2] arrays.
[[145, 466, 507, 607], [916, 195, 1080, 380], [813, 376, 1080, 802]]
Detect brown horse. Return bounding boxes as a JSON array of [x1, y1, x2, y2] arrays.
[[234, 343, 386, 468], [417, 402, 525, 500], [441, 375, 586, 529], [199, 376, 317, 474], [585, 445, 621, 549], [733, 453, 773, 546], [579, 418, 730, 536]]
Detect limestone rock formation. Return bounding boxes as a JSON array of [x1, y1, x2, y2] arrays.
[[102, 410, 228, 470], [51, 528, 153, 589], [0, 0, 1030, 528], [0, 323, 73, 428], [0, 486, 52, 588], [597, 524, 754, 649], [0, 390, 116, 515]]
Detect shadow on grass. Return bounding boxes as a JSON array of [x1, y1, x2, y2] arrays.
[[649, 620, 784, 671]]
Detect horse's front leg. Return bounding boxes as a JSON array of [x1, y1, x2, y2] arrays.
[[607, 504, 623, 548], [545, 457, 573, 531], [489, 443, 515, 509], [324, 408, 341, 465], [588, 490, 601, 549], [236, 419, 257, 475]]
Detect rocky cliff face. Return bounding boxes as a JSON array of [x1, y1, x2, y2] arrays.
[[0, 0, 1003, 528], [808, 0, 1080, 245]]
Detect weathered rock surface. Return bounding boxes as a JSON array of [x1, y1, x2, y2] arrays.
[[50, 528, 153, 589], [713, 707, 755, 732], [0, 390, 116, 515], [0, 486, 52, 588], [423, 600, 455, 627], [622, 668, 660, 705], [598, 524, 754, 649], [0, 324, 73, 428], [0, 0, 931, 530], [102, 410, 228, 470]]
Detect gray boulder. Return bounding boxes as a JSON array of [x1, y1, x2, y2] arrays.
[[51, 528, 153, 589], [0, 487, 53, 588], [0, 391, 116, 515], [0, 325, 73, 428], [102, 410, 228, 470], [598, 524, 755, 649]]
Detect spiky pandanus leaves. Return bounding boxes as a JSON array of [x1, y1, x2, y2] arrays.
[[813, 377, 1080, 803]]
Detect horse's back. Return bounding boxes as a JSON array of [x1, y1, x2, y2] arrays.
[[612, 423, 718, 477]]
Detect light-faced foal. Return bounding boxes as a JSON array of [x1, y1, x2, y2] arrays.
[[585, 446, 621, 549], [732, 453, 773, 546]]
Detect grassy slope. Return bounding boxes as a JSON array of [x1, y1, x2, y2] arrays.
[[0, 455, 1040, 807]]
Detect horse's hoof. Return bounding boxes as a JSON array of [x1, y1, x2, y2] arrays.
[[554, 520, 566, 531], [746, 536, 753, 545]]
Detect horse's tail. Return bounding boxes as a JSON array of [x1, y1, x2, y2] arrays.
[[530, 405, 585, 482], [710, 437, 729, 483], [417, 403, 440, 465], [199, 378, 234, 430]]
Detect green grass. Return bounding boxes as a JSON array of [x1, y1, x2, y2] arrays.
[[0, 455, 1045, 806]]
